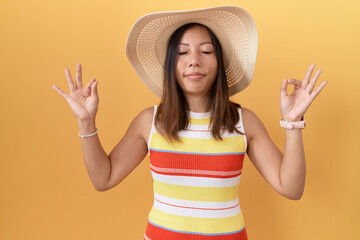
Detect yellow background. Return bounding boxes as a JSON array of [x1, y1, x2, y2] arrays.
[[0, 0, 359, 239]]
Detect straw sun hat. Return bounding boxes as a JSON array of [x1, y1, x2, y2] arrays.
[[126, 6, 258, 97]]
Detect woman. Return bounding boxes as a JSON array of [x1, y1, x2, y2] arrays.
[[52, 6, 327, 240]]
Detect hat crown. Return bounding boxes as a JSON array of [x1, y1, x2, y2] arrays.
[[126, 6, 258, 97]]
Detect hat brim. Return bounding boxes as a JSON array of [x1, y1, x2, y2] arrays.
[[126, 6, 258, 97]]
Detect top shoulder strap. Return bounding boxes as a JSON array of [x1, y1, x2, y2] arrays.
[[147, 105, 158, 151], [237, 106, 246, 134]]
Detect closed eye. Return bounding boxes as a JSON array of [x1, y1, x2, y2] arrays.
[[178, 52, 187, 55], [202, 51, 213, 54]]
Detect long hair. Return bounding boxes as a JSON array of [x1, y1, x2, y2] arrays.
[[155, 23, 242, 143]]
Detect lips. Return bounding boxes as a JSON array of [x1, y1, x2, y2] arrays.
[[185, 73, 205, 79]]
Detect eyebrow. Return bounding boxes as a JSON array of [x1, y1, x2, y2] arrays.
[[179, 41, 213, 46]]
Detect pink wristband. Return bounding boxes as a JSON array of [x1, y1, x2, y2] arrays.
[[280, 118, 306, 129]]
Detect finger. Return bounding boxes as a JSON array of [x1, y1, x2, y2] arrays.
[[286, 79, 302, 89], [91, 80, 99, 99], [280, 78, 288, 98], [310, 81, 328, 99], [301, 64, 316, 88], [76, 63, 83, 89], [85, 78, 96, 93], [52, 84, 69, 100], [306, 68, 322, 93], [64, 68, 76, 92]]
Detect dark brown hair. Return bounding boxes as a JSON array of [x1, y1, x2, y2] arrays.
[[155, 23, 242, 142]]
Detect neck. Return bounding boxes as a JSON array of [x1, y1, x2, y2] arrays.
[[185, 94, 211, 113]]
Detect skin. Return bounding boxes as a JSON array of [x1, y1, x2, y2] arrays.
[[52, 25, 327, 199], [175, 25, 218, 112]]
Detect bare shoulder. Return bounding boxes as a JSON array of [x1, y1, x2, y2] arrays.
[[240, 107, 267, 141], [240, 107, 258, 122], [136, 106, 154, 124], [129, 106, 154, 144]]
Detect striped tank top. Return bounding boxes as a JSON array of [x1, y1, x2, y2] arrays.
[[144, 105, 248, 240]]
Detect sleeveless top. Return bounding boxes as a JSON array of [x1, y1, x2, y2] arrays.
[[144, 105, 248, 240]]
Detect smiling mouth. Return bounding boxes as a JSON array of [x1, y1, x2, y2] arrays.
[[185, 74, 205, 79]]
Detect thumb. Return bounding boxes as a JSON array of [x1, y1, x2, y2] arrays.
[[91, 80, 99, 99], [280, 78, 288, 98]]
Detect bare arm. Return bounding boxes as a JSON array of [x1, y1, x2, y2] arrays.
[[77, 108, 152, 191], [243, 109, 305, 200], [105, 107, 153, 190], [243, 64, 327, 200], [53, 63, 153, 191]]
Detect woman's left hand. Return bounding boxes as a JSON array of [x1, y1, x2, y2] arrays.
[[280, 64, 328, 121]]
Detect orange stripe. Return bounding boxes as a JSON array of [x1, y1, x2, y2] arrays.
[[145, 221, 248, 240], [150, 150, 244, 171]]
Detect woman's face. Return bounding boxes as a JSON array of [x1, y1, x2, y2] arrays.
[[175, 25, 218, 98]]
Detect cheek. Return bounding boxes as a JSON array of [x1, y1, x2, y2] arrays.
[[210, 59, 218, 76], [175, 59, 186, 80], [213, 55, 218, 67], [214, 61, 218, 72], [208, 60, 218, 86]]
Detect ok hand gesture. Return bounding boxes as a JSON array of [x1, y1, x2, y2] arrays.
[[280, 64, 328, 121], [52, 63, 99, 121]]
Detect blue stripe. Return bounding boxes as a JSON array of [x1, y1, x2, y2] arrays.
[[149, 148, 245, 155], [149, 220, 245, 235]]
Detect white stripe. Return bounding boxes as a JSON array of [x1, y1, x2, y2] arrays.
[[144, 233, 151, 240], [153, 124, 245, 139], [153, 123, 243, 131], [177, 129, 244, 139], [188, 111, 210, 119], [153, 197, 241, 218], [154, 192, 240, 210], [186, 123, 244, 131], [187, 124, 211, 130], [151, 170, 240, 187], [151, 164, 242, 177]]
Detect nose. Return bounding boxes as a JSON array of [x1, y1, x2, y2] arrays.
[[188, 52, 201, 68]]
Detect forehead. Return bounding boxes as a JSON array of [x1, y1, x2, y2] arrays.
[[179, 25, 212, 43]]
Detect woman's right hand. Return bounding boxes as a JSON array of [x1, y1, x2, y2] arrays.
[[52, 63, 99, 121]]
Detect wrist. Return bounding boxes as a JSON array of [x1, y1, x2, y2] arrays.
[[77, 119, 97, 135], [282, 116, 304, 122], [280, 117, 306, 129], [79, 128, 98, 139]]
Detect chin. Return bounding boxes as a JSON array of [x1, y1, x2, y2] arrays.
[[183, 90, 208, 96]]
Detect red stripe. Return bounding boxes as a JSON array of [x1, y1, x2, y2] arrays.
[[150, 150, 244, 172], [150, 168, 242, 179], [154, 198, 240, 211], [145, 221, 247, 240]]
